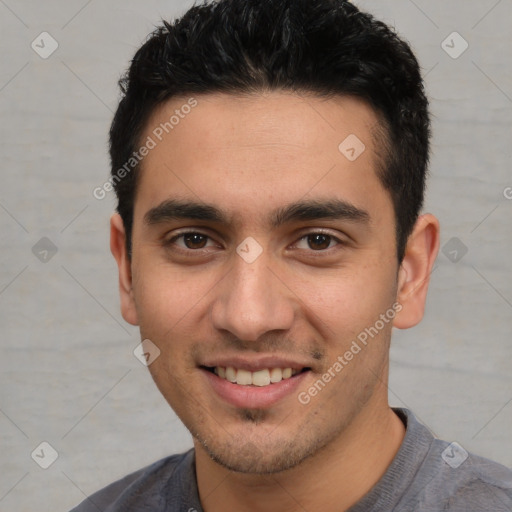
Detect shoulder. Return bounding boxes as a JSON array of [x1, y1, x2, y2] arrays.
[[389, 409, 512, 511], [405, 436, 512, 511], [69, 449, 199, 512]]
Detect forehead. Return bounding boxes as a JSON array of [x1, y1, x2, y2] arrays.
[[134, 91, 391, 226]]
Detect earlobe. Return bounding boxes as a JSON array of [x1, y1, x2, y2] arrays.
[[110, 213, 139, 326], [394, 214, 440, 329]]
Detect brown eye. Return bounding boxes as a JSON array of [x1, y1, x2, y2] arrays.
[[163, 231, 220, 257], [183, 233, 208, 249], [306, 234, 332, 250], [294, 232, 342, 252]]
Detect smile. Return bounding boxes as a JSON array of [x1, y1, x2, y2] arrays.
[[201, 365, 312, 409], [205, 366, 307, 386]]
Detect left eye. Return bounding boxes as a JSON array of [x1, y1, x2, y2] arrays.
[[295, 233, 340, 251], [170, 232, 216, 250]]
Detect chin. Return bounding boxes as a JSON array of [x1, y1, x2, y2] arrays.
[[194, 428, 329, 475]]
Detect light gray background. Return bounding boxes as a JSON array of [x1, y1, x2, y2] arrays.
[[0, 1, 511, 511]]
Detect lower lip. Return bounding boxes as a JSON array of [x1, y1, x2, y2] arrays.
[[201, 368, 310, 409]]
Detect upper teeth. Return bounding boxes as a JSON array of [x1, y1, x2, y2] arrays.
[[214, 367, 299, 386]]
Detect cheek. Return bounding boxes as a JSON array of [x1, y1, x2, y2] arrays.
[[132, 259, 218, 343], [132, 265, 203, 397], [132, 262, 189, 333], [292, 262, 397, 342]]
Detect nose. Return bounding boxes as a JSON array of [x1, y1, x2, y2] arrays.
[[211, 251, 295, 342]]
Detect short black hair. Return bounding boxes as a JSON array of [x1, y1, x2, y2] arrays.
[[109, 0, 430, 262]]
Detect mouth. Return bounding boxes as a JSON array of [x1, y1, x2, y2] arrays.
[[201, 365, 311, 386], [200, 364, 312, 409]]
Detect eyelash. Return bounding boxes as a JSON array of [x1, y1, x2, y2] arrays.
[[164, 230, 345, 254]]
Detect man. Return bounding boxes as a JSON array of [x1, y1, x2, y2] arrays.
[[73, 0, 512, 510]]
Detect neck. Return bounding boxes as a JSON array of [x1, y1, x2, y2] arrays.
[[194, 402, 405, 512]]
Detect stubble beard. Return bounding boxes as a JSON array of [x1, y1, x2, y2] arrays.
[[190, 392, 368, 475]]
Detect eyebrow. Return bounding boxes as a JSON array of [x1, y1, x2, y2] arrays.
[[144, 200, 226, 225], [269, 199, 370, 227], [143, 198, 370, 228]]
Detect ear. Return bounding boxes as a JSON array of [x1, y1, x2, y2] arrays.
[[110, 213, 139, 326], [394, 213, 440, 329]]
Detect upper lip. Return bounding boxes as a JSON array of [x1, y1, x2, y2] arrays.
[[200, 355, 312, 372]]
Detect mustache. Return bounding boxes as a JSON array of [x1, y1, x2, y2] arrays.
[[190, 333, 325, 361]]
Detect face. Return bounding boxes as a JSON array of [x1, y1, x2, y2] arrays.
[[120, 92, 404, 473]]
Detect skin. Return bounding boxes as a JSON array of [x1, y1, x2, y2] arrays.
[[111, 91, 440, 511]]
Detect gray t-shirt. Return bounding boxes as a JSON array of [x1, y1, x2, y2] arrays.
[[71, 408, 512, 511]]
